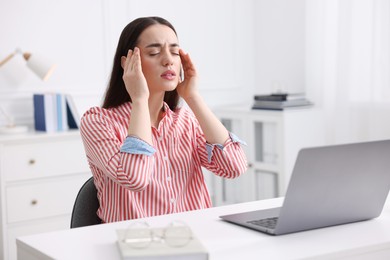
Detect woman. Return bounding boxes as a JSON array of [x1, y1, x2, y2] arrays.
[[80, 16, 247, 223]]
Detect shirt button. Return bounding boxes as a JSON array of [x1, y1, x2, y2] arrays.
[[166, 176, 171, 182], [170, 198, 176, 204], [158, 136, 163, 141], [163, 156, 168, 161]]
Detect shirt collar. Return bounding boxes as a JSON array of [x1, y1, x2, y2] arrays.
[[162, 102, 171, 116]]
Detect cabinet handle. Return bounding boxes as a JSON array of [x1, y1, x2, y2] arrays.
[[247, 162, 253, 168], [28, 159, 36, 165], [31, 199, 38, 206]]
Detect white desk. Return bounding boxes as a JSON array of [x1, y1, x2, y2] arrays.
[[16, 197, 390, 260]]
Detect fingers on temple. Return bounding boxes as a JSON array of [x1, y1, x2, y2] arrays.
[[122, 49, 133, 71], [179, 49, 192, 70], [132, 47, 143, 71]]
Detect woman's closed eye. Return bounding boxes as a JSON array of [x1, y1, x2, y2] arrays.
[[170, 47, 180, 56], [149, 51, 180, 57]]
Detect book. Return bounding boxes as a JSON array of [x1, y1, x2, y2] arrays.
[[33, 93, 79, 132], [45, 93, 57, 132], [33, 94, 46, 132], [65, 94, 80, 129], [252, 99, 313, 110], [116, 227, 209, 260], [254, 93, 306, 101], [56, 93, 69, 131], [33, 93, 57, 132]]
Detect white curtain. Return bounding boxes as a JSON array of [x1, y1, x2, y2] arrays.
[[306, 0, 390, 144]]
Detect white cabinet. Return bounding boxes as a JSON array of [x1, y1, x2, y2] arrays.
[[0, 131, 90, 260], [209, 105, 325, 206]]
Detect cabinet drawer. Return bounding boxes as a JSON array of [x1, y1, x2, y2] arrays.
[[2, 139, 89, 181], [6, 175, 90, 223]]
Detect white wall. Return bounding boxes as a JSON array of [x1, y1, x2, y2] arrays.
[[0, 0, 108, 126], [0, 0, 305, 129], [305, 0, 390, 144], [254, 0, 306, 95]]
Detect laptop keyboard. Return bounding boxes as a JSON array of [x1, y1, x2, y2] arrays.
[[247, 217, 279, 229]]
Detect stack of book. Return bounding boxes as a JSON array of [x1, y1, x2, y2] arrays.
[[33, 93, 79, 132], [252, 93, 313, 110]]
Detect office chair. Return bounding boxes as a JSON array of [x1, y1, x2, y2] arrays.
[[70, 176, 102, 228]]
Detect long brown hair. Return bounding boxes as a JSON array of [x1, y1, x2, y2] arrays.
[[102, 17, 180, 110]]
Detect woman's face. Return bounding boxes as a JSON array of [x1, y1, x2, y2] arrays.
[[137, 24, 181, 94]]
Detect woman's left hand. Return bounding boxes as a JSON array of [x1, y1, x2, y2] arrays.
[[176, 49, 199, 101]]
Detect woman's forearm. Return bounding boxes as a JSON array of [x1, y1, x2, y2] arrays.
[[185, 94, 229, 144], [127, 99, 153, 145]]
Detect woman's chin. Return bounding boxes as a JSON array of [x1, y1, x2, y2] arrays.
[[150, 81, 178, 93], [163, 82, 179, 91]]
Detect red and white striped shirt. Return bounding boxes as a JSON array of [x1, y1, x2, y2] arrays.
[[80, 102, 247, 223]]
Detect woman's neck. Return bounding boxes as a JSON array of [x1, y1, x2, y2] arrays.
[[148, 93, 165, 128]]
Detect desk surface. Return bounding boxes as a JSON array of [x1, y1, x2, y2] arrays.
[[17, 197, 390, 260]]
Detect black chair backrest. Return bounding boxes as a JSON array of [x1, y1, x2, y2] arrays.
[[70, 177, 101, 228]]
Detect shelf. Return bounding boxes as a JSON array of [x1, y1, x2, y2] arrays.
[[209, 105, 325, 205]]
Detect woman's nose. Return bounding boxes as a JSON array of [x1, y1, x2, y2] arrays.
[[161, 50, 174, 66]]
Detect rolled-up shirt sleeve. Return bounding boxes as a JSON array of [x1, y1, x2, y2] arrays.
[[205, 132, 247, 163], [120, 135, 156, 156], [198, 127, 248, 179], [80, 108, 155, 191]]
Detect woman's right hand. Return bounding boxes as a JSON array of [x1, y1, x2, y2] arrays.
[[121, 47, 149, 102]]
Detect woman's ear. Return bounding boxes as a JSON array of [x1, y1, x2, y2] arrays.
[[121, 56, 126, 69]]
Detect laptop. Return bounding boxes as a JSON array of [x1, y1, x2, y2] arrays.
[[220, 139, 390, 235]]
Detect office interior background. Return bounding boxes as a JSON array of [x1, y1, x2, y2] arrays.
[[1, 1, 390, 259], [1, 0, 390, 144]]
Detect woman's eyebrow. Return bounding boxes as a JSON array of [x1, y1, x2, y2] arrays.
[[145, 43, 180, 48]]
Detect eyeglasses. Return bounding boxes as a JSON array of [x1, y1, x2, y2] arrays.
[[121, 220, 193, 249]]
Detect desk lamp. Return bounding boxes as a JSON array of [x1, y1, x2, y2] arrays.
[[0, 48, 57, 134]]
